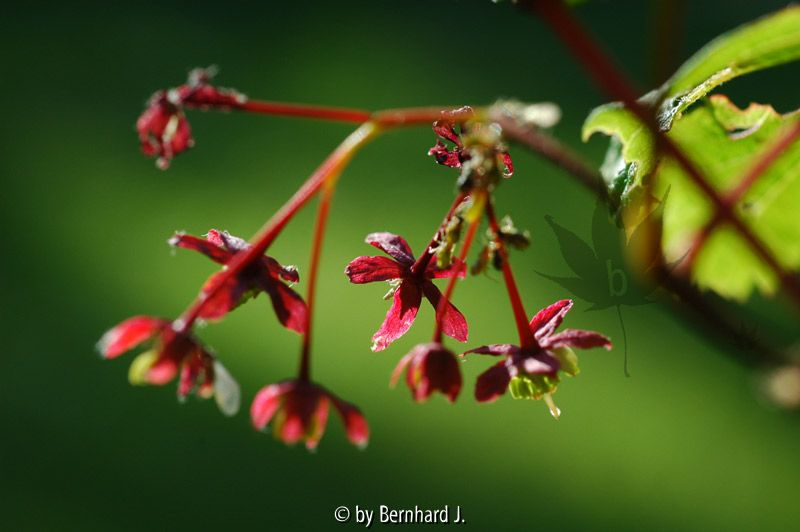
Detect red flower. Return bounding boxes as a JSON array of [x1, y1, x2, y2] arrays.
[[250, 379, 369, 450], [464, 300, 611, 416], [170, 229, 307, 333], [98, 316, 240, 415], [137, 67, 246, 169], [427, 106, 514, 177], [345, 232, 468, 352], [391, 342, 462, 402]]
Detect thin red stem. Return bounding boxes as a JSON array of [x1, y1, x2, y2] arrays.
[[529, 0, 800, 309], [373, 106, 475, 127], [486, 201, 536, 348], [234, 100, 371, 124], [299, 181, 336, 381], [432, 210, 481, 343]]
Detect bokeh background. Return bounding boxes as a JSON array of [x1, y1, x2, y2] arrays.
[[3, 1, 800, 529]]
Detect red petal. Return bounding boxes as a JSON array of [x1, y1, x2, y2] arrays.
[[365, 232, 415, 266], [167, 113, 193, 154], [345, 256, 404, 284], [269, 258, 300, 284], [147, 331, 196, 385], [146, 355, 180, 385], [98, 316, 168, 359], [419, 346, 462, 403], [543, 329, 612, 350], [250, 382, 292, 430], [422, 282, 468, 343], [280, 384, 323, 445], [260, 278, 308, 334], [214, 230, 250, 253], [529, 299, 573, 340], [475, 362, 511, 402], [170, 233, 231, 264], [178, 353, 204, 398], [371, 280, 422, 352], [185, 85, 246, 108], [499, 151, 514, 177], [432, 120, 462, 146], [305, 396, 330, 450], [463, 344, 521, 357], [519, 354, 559, 375], [205, 229, 225, 247], [331, 396, 370, 449], [426, 258, 467, 279], [197, 272, 247, 321], [428, 141, 462, 168]]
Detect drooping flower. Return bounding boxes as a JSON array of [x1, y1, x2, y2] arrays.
[[137, 67, 247, 169], [345, 232, 468, 352], [427, 106, 514, 177], [251, 379, 369, 450], [97, 316, 240, 415], [170, 229, 307, 333], [463, 299, 611, 418], [391, 342, 462, 402]]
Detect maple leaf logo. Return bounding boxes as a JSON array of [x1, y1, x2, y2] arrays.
[[537, 200, 670, 377]]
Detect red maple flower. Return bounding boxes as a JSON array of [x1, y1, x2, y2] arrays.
[[170, 229, 307, 333], [464, 300, 611, 408], [250, 379, 369, 450], [137, 67, 246, 169], [391, 342, 462, 402], [98, 316, 240, 415], [345, 232, 468, 352], [427, 106, 514, 177]]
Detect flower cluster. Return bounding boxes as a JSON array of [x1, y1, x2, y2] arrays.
[[428, 106, 514, 190], [102, 71, 616, 453], [99, 229, 369, 449], [137, 67, 247, 169]]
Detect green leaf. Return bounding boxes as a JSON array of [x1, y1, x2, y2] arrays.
[[660, 6, 800, 128], [655, 96, 800, 300], [582, 6, 800, 200], [581, 6, 800, 300]]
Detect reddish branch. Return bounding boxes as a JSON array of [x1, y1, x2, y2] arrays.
[[237, 100, 371, 123], [486, 201, 537, 348]]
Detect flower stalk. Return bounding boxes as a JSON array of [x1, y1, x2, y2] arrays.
[[432, 206, 482, 344], [485, 201, 536, 349]]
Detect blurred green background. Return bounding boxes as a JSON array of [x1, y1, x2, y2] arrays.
[[3, 1, 800, 530]]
